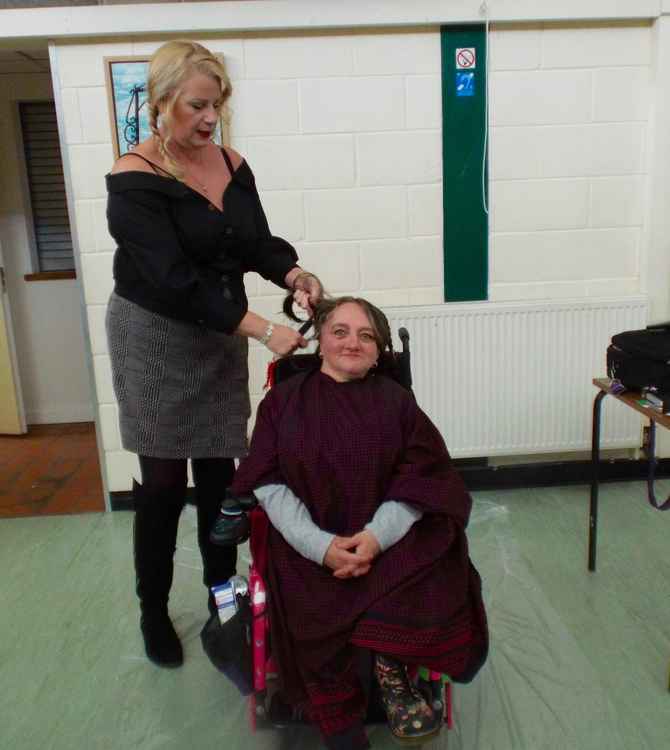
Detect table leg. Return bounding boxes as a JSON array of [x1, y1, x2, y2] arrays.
[[589, 390, 607, 572]]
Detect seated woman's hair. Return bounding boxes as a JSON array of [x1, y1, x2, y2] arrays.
[[282, 289, 393, 355], [313, 296, 393, 355]]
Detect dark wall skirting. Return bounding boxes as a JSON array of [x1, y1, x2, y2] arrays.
[[454, 458, 670, 491], [110, 487, 198, 511], [109, 459, 670, 510]]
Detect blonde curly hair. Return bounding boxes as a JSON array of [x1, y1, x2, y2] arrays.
[[147, 40, 232, 178]]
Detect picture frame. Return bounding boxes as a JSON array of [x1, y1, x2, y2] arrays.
[[103, 55, 227, 160], [104, 56, 151, 160]]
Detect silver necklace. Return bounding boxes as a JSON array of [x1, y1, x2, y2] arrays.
[[186, 167, 209, 195]]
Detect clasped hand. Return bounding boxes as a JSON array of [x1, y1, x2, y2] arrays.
[[323, 530, 381, 579]]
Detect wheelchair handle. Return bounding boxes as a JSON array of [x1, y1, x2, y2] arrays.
[[398, 327, 410, 352]]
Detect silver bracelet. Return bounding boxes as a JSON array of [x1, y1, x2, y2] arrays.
[[258, 322, 274, 346]]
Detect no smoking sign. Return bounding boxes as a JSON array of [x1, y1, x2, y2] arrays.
[[455, 47, 476, 70]]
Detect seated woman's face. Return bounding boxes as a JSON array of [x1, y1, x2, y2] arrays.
[[319, 302, 379, 382]]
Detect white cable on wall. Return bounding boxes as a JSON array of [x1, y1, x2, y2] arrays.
[[480, 0, 491, 216]]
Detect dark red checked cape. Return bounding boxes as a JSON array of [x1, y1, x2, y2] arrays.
[[232, 369, 488, 733]]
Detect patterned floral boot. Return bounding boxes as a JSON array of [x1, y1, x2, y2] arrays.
[[374, 654, 441, 745]]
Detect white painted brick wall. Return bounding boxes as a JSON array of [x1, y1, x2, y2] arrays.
[[53, 22, 654, 492], [491, 70, 593, 126], [357, 132, 441, 186], [352, 32, 440, 75], [488, 24, 543, 70], [98, 403, 120, 452], [305, 187, 407, 241], [405, 75, 441, 130], [258, 190, 304, 242], [57, 41, 134, 87], [540, 124, 645, 177], [244, 34, 355, 79], [593, 68, 650, 122], [59, 88, 82, 144], [590, 176, 645, 228], [294, 241, 361, 293], [68, 144, 114, 199], [360, 237, 442, 289], [232, 80, 300, 136], [488, 20, 652, 303], [77, 87, 111, 144], [73, 199, 95, 253], [86, 305, 108, 356], [541, 22, 651, 68], [408, 184, 442, 236], [79, 253, 114, 305], [300, 77, 406, 133], [491, 228, 638, 283], [492, 179, 589, 233], [245, 135, 355, 190]]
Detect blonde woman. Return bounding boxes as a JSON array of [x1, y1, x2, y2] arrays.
[[105, 40, 323, 668]]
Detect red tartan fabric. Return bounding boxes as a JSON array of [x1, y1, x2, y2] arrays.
[[231, 369, 488, 731]]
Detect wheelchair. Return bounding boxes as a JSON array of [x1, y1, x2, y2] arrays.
[[208, 328, 454, 741]]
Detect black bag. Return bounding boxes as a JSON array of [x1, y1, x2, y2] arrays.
[[606, 326, 670, 392], [200, 593, 253, 695]]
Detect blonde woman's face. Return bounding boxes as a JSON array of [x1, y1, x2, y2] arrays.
[[319, 303, 379, 383], [165, 71, 223, 150]]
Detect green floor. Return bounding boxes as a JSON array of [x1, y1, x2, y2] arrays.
[[2, 481, 669, 749]]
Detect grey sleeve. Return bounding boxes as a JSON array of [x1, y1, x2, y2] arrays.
[[365, 500, 424, 552], [254, 484, 335, 565]]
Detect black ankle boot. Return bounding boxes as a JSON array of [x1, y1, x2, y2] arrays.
[[133, 480, 185, 668], [140, 607, 183, 668]]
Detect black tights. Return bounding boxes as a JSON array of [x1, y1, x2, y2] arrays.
[[136, 456, 237, 608]]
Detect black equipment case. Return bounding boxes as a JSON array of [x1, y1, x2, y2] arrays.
[[606, 324, 670, 392]]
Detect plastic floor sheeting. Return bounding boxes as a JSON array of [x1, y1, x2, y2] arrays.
[[1, 481, 669, 750]]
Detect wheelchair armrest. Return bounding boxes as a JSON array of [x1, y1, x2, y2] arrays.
[[210, 492, 258, 546]]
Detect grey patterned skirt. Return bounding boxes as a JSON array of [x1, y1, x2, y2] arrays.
[[105, 292, 250, 459]]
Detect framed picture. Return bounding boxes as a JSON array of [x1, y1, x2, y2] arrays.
[[104, 57, 151, 159], [104, 56, 227, 159]]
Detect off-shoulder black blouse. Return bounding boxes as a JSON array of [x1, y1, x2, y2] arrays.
[[105, 159, 298, 334]]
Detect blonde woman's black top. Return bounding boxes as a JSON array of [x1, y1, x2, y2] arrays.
[[105, 158, 298, 334]]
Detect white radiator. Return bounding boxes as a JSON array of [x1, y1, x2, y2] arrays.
[[385, 297, 648, 458]]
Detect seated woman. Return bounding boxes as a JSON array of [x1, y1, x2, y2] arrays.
[[230, 297, 488, 750]]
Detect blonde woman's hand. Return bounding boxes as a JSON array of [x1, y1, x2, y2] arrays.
[[292, 271, 324, 315], [266, 323, 308, 357]]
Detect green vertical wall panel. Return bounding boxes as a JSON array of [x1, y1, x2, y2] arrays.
[[441, 25, 488, 301]]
